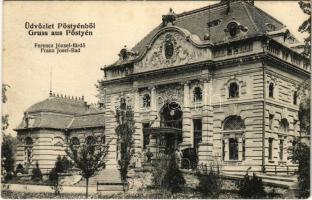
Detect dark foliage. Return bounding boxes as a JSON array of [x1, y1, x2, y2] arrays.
[[298, 96, 310, 135], [2, 134, 16, 180], [237, 173, 266, 198], [15, 164, 25, 174], [165, 153, 186, 193], [31, 161, 43, 182], [298, 0, 311, 57], [292, 141, 310, 198], [115, 104, 135, 191], [53, 155, 73, 173], [152, 153, 185, 193], [196, 167, 222, 198]]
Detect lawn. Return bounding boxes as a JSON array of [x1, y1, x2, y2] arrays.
[[2, 189, 242, 199]]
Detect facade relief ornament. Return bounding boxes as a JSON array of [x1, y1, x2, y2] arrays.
[[134, 31, 209, 73], [156, 84, 183, 109]]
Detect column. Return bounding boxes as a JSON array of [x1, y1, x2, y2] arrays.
[[133, 89, 143, 165], [181, 81, 192, 148], [148, 86, 158, 160], [150, 86, 159, 127], [199, 79, 214, 163]]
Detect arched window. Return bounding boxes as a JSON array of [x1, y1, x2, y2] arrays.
[[223, 116, 245, 130], [278, 118, 289, 133], [229, 82, 239, 98], [142, 94, 151, 108], [193, 87, 203, 102], [70, 137, 80, 146], [25, 137, 33, 163], [269, 83, 274, 98], [293, 91, 298, 105], [223, 116, 245, 161]]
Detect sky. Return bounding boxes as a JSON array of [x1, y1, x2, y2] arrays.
[[3, 1, 309, 136]]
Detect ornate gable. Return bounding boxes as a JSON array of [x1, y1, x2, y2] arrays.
[[134, 30, 211, 73]]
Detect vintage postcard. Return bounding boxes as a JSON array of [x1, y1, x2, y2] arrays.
[[2, 0, 311, 199]]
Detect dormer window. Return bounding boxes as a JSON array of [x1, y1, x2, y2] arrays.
[[229, 82, 239, 98], [269, 83, 274, 98], [227, 22, 239, 37], [193, 87, 203, 102]]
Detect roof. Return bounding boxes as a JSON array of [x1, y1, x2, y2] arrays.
[[132, 1, 284, 55], [70, 113, 106, 129], [15, 94, 106, 131], [106, 1, 287, 68], [26, 96, 88, 115]]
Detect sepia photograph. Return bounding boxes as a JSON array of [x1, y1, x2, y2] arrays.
[[1, 0, 311, 199]]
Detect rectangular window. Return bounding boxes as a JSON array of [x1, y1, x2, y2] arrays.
[[268, 138, 273, 160], [143, 123, 150, 149], [279, 139, 284, 160], [269, 114, 274, 130], [193, 119, 202, 151], [222, 139, 225, 161], [242, 138, 245, 160], [229, 138, 238, 160]]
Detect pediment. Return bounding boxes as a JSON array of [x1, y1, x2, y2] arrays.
[[134, 30, 211, 73]]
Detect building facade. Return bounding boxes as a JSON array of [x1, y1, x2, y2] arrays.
[[99, 1, 310, 173], [15, 93, 106, 172], [15, 1, 310, 174]]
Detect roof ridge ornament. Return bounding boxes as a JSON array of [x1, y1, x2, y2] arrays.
[[162, 8, 176, 27]]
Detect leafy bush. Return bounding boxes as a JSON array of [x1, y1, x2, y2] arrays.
[[237, 173, 266, 198], [292, 141, 310, 198], [152, 153, 185, 193], [197, 167, 222, 198], [15, 164, 25, 174], [49, 167, 62, 195], [2, 134, 16, 180], [31, 161, 43, 182]]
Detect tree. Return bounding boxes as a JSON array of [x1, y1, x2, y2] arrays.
[[197, 166, 222, 198], [292, 141, 310, 198], [49, 156, 66, 195], [1, 134, 16, 181], [66, 135, 110, 198], [2, 84, 10, 132], [152, 153, 185, 193], [115, 100, 135, 191], [298, 0, 311, 57], [31, 161, 43, 182], [237, 173, 266, 198]]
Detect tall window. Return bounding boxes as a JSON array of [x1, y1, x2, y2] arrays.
[[86, 136, 96, 153], [229, 82, 239, 98], [268, 138, 273, 160], [143, 94, 151, 108], [279, 139, 284, 160], [193, 87, 203, 102], [279, 119, 289, 133], [143, 123, 150, 149], [25, 137, 33, 163], [269, 114, 274, 130], [269, 83, 274, 98], [222, 139, 225, 161], [293, 91, 298, 105], [242, 138, 245, 160], [229, 138, 238, 160], [101, 136, 106, 145], [193, 119, 202, 152]]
